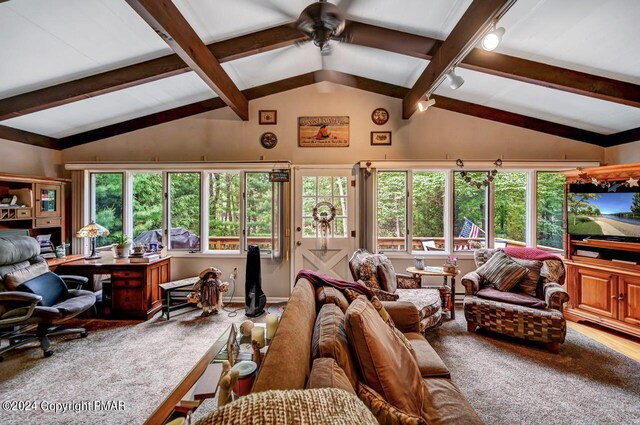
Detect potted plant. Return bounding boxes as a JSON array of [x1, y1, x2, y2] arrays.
[[111, 233, 132, 258]]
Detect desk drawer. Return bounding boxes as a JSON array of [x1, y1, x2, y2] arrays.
[[112, 270, 143, 279], [112, 288, 143, 312], [35, 217, 61, 227], [17, 208, 32, 218], [112, 278, 143, 288]]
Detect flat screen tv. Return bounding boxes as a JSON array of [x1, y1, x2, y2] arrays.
[[567, 183, 640, 242]]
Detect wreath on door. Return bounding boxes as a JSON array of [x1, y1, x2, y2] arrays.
[[312, 201, 337, 253]]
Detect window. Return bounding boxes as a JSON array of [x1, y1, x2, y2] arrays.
[[168, 172, 201, 251], [377, 171, 407, 252], [494, 172, 527, 247], [412, 172, 446, 252], [245, 172, 273, 251], [132, 172, 162, 240], [537, 172, 565, 251], [208, 172, 240, 251], [454, 172, 487, 251], [92, 173, 123, 247], [302, 175, 348, 239]]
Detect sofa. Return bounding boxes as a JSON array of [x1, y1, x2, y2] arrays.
[[250, 278, 482, 424], [462, 248, 569, 353]]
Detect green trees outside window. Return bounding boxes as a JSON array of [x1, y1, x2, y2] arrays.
[[133, 173, 162, 239], [454, 172, 487, 251], [537, 172, 565, 250], [377, 172, 407, 251], [169, 172, 201, 250], [245, 173, 273, 251], [209, 172, 240, 250], [93, 173, 123, 247], [494, 172, 526, 246], [413, 172, 445, 250]]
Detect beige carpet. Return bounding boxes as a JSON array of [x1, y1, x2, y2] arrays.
[[0, 306, 259, 425], [426, 309, 640, 425]]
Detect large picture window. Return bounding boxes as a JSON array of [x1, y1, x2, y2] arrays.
[[245, 172, 273, 251], [494, 172, 527, 247], [537, 172, 565, 251], [92, 173, 123, 247], [377, 171, 407, 252], [413, 171, 446, 252], [169, 172, 201, 251], [132, 172, 162, 241], [208, 172, 240, 251], [454, 172, 487, 251]]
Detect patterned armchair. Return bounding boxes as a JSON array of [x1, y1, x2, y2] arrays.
[[462, 248, 569, 353], [349, 249, 442, 333]]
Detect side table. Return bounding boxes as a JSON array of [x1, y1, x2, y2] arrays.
[[406, 267, 460, 319]]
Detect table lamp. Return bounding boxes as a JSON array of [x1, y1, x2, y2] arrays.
[[76, 221, 109, 259]]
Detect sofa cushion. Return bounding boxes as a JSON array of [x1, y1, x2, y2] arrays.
[[377, 257, 398, 293], [345, 296, 424, 416], [311, 303, 359, 388], [358, 382, 427, 425], [422, 379, 483, 425], [360, 256, 382, 290], [476, 287, 547, 309], [3, 261, 49, 290], [404, 333, 450, 378], [316, 286, 350, 313], [476, 250, 528, 292], [512, 258, 543, 297], [307, 358, 355, 394]]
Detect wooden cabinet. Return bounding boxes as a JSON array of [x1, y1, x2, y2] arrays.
[[34, 183, 62, 218], [572, 266, 618, 319], [619, 275, 640, 327]]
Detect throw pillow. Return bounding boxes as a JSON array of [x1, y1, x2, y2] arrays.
[[541, 259, 565, 284], [476, 250, 529, 292], [511, 258, 543, 297], [311, 303, 359, 388], [307, 357, 356, 394], [316, 286, 350, 313], [358, 382, 427, 425], [360, 257, 382, 290], [345, 296, 424, 416], [3, 261, 49, 290], [377, 257, 398, 293]]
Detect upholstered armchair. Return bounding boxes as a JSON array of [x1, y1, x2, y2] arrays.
[[462, 248, 569, 353], [349, 249, 442, 333]]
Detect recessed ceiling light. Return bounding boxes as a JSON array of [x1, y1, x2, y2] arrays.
[[482, 27, 505, 51], [418, 97, 436, 112], [445, 69, 464, 90]]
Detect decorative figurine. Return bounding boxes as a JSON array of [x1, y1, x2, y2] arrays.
[[252, 340, 262, 368], [240, 320, 255, 337], [187, 267, 236, 316], [218, 361, 240, 407]]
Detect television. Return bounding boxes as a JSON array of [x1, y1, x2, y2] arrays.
[[567, 183, 640, 242]]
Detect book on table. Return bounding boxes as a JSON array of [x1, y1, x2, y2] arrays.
[[129, 253, 160, 263]]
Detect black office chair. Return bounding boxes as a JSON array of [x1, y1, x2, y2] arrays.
[[0, 236, 96, 361]]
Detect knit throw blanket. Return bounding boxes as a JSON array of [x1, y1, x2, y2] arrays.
[[295, 269, 375, 298], [504, 247, 561, 261]]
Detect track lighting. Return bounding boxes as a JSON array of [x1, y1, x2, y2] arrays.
[[481, 27, 505, 51], [445, 69, 464, 90], [417, 97, 436, 112]]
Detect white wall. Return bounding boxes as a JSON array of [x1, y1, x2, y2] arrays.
[[604, 140, 640, 164], [62, 84, 605, 299], [0, 138, 63, 177]]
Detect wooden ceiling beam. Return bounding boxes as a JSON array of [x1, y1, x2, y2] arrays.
[[603, 127, 640, 147], [125, 0, 249, 119], [0, 125, 60, 150], [403, 0, 517, 119]]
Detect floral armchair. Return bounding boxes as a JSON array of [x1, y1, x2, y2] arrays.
[[349, 249, 442, 333], [462, 248, 570, 353]]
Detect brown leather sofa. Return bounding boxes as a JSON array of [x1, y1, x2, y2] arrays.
[[252, 278, 482, 424]]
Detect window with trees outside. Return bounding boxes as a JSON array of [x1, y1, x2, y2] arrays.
[[537, 172, 565, 251], [132, 172, 162, 240], [413, 172, 445, 252], [454, 171, 487, 251], [377, 171, 407, 252], [92, 173, 123, 247], [245, 173, 274, 251], [208, 172, 240, 251], [169, 172, 201, 251], [494, 172, 527, 248]]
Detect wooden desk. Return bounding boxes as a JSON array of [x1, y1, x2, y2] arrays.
[[46, 254, 85, 272], [406, 266, 460, 319], [57, 256, 171, 320]]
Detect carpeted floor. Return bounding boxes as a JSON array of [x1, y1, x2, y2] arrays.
[[0, 305, 259, 425], [426, 309, 640, 425]]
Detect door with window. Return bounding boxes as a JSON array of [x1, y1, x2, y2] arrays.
[[294, 169, 355, 280]]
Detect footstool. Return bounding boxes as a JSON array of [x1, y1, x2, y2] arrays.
[[396, 288, 442, 333]]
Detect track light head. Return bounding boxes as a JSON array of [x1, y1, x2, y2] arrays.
[[445, 69, 464, 90], [417, 97, 436, 112], [482, 27, 505, 51]]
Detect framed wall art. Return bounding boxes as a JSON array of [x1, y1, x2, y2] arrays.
[[370, 131, 392, 146], [371, 108, 389, 125], [298, 116, 349, 147], [259, 110, 277, 125]]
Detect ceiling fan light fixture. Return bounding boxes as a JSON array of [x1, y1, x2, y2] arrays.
[[445, 69, 465, 90], [481, 26, 505, 51], [417, 97, 436, 112]]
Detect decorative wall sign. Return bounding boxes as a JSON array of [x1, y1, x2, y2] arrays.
[[260, 132, 278, 149], [269, 170, 290, 182], [298, 116, 349, 147], [259, 110, 277, 125], [371, 108, 389, 125], [370, 131, 392, 146]]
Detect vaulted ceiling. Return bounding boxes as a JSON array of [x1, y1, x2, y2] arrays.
[[1, 0, 639, 151]]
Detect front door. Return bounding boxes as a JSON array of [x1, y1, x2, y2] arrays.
[[293, 168, 356, 280]]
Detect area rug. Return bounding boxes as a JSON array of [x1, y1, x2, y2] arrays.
[[0, 305, 261, 425], [426, 309, 640, 425]]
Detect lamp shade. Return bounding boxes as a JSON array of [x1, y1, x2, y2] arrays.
[[76, 221, 110, 238]]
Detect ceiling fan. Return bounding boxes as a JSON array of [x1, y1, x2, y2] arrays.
[[296, 0, 350, 54]]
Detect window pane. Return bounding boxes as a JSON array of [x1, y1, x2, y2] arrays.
[[412, 172, 445, 252], [246, 173, 273, 252], [209, 172, 240, 251], [454, 172, 487, 251], [93, 173, 123, 247], [494, 172, 526, 248], [537, 172, 565, 251], [302, 175, 348, 239], [132, 173, 162, 241], [169, 172, 201, 250], [377, 171, 407, 252]]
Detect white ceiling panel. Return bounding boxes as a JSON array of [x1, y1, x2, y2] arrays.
[[496, 0, 640, 83], [0, 0, 170, 98], [1, 72, 214, 138], [434, 67, 640, 134]]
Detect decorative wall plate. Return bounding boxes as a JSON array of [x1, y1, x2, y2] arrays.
[[371, 108, 389, 125], [260, 132, 278, 149]]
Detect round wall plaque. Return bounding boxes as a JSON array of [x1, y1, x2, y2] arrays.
[[371, 108, 389, 125], [260, 132, 278, 149]]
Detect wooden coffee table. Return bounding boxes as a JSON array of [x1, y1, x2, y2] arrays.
[[406, 267, 460, 319]]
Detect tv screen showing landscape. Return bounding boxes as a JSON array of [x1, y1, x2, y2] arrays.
[[567, 190, 640, 238]]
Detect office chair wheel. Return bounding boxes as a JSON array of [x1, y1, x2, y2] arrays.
[[44, 350, 53, 358], [80, 331, 88, 338]]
